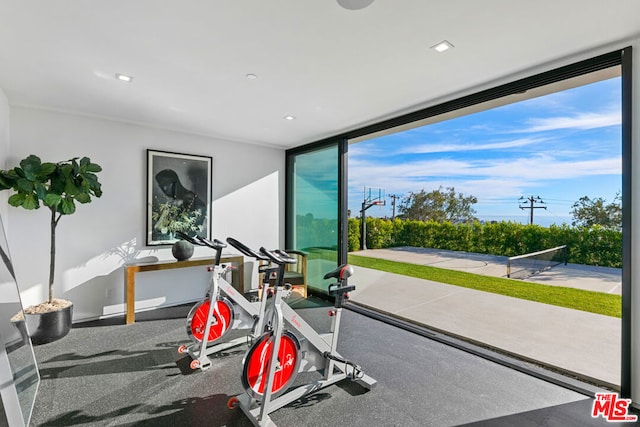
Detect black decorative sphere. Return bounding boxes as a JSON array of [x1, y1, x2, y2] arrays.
[[172, 239, 194, 261]]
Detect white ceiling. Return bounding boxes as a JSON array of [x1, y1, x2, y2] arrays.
[[1, 1, 639, 149]]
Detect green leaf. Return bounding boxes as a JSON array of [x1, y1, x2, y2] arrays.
[[16, 178, 34, 193], [0, 171, 19, 190], [85, 163, 102, 173], [75, 192, 91, 203], [84, 173, 98, 185], [9, 193, 39, 209], [64, 180, 79, 196], [50, 176, 66, 194], [44, 193, 62, 208], [22, 194, 39, 210], [8, 193, 26, 207], [35, 182, 47, 200], [60, 197, 76, 215], [0, 177, 10, 190], [39, 162, 56, 176], [60, 164, 73, 177], [83, 174, 102, 195], [71, 158, 80, 174], [19, 155, 41, 181]]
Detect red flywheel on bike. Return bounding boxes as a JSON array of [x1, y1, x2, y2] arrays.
[[242, 330, 301, 400], [186, 297, 234, 343]]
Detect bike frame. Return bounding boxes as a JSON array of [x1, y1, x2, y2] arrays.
[[233, 251, 377, 426], [179, 235, 272, 370]]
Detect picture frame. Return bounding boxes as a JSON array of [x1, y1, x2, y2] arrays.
[[146, 149, 212, 246]]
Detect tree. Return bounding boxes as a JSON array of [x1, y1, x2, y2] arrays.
[[0, 155, 103, 306], [398, 186, 477, 223], [570, 193, 621, 230]]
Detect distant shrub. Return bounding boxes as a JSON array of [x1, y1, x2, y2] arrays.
[[348, 217, 621, 268]]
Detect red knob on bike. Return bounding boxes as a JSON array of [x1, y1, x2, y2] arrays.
[[328, 310, 336, 317], [207, 267, 214, 272]]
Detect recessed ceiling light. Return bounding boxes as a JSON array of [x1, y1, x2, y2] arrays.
[[431, 40, 454, 53], [246, 73, 258, 80], [115, 73, 133, 82], [337, 0, 374, 10], [283, 115, 296, 121]]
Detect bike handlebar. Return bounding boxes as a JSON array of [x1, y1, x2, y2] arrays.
[[175, 231, 198, 245], [259, 247, 297, 265], [175, 231, 226, 250], [199, 236, 227, 250], [226, 237, 269, 261]]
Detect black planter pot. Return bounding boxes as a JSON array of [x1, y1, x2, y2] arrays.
[[23, 303, 73, 345]]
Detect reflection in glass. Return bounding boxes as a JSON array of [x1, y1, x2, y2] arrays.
[[288, 145, 339, 292], [0, 213, 40, 426]]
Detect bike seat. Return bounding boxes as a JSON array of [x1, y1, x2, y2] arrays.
[[323, 264, 353, 280]]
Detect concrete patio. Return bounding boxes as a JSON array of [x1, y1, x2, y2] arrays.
[[349, 247, 622, 388]]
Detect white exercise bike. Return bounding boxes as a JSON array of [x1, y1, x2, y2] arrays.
[[176, 233, 278, 371], [227, 245, 377, 426]]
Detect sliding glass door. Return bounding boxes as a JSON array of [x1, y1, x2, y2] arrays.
[[286, 141, 346, 293], [285, 47, 632, 393]]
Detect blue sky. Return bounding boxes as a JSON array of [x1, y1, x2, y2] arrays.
[[348, 77, 622, 227]]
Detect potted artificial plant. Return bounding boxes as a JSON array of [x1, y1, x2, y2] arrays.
[[0, 154, 103, 344]]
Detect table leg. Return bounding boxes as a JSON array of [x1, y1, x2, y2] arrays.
[[125, 267, 136, 324]]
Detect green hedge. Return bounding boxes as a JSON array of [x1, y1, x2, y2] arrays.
[[348, 218, 621, 268]]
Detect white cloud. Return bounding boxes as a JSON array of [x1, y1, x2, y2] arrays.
[[518, 111, 620, 133], [356, 154, 618, 178], [349, 154, 621, 201], [493, 157, 618, 179], [395, 137, 547, 154]]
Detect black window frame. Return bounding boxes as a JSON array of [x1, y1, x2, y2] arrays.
[[286, 47, 632, 395]]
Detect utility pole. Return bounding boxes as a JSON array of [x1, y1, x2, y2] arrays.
[[519, 196, 546, 225], [388, 194, 401, 222]]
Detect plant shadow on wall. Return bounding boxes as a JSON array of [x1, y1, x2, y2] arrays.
[[104, 238, 158, 265], [0, 155, 103, 344]]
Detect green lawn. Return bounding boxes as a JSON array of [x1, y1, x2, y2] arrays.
[[348, 254, 621, 318]]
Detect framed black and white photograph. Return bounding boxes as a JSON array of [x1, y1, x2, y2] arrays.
[[147, 149, 212, 246]]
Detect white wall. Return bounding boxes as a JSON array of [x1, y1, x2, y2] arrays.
[[5, 107, 285, 321]]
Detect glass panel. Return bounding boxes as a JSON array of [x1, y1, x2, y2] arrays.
[[0, 213, 40, 426], [347, 69, 623, 387], [288, 144, 339, 293]]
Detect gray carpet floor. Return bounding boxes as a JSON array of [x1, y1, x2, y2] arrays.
[[28, 298, 633, 426]]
